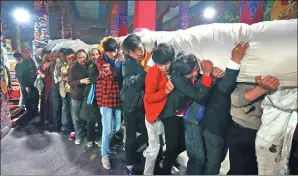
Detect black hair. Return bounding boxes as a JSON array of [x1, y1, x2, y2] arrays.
[[151, 43, 175, 65], [58, 48, 66, 55], [13, 52, 22, 58], [46, 50, 52, 55], [103, 38, 118, 52], [171, 51, 199, 76], [122, 34, 142, 53], [75, 49, 88, 59], [64, 48, 75, 56]]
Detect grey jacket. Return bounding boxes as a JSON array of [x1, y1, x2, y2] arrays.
[[230, 83, 264, 130]]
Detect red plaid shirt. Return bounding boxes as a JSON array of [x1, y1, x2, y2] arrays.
[[96, 55, 121, 108]]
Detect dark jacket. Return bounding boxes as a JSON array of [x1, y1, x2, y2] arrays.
[[68, 61, 88, 101], [80, 84, 101, 122], [159, 73, 212, 119], [121, 55, 146, 113], [201, 68, 240, 138], [15, 58, 37, 88], [80, 61, 100, 121]]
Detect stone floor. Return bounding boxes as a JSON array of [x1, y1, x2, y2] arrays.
[[1, 115, 230, 175]]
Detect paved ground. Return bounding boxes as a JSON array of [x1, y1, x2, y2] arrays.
[[1, 116, 127, 175], [1, 115, 230, 175]]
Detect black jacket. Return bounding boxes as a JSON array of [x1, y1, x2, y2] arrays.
[[159, 73, 212, 119], [15, 59, 37, 88], [201, 68, 240, 138], [121, 55, 146, 113]]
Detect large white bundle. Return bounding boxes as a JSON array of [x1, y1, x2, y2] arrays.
[[123, 19, 297, 87]]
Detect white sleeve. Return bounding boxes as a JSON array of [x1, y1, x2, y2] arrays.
[[226, 59, 240, 70]]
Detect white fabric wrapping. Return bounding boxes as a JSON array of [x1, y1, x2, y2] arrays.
[[121, 19, 298, 87], [40, 20, 297, 87]]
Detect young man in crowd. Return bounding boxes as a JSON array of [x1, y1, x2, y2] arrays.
[[58, 48, 75, 135], [121, 34, 153, 175], [143, 43, 175, 175], [228, 73, 280, 175], [95, 38, 122, 169], [68, 49, 90, 145], [159, 52, 213, 175], [201, 41, 249, 175], [15, 48, 39, 117], [49, 51, 62, 132]]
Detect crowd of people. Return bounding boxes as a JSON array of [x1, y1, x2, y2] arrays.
[[12, 34, 283, 175]]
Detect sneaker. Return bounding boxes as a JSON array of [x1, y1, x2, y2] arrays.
[[101, 157, 111, 170], [75, 139, 82, 145], [68, 132, 75, 141], [171, 165, 180, 175], [108, 149, 117, 154], [95, 141, 101, 147], [87, 141, 93, 148], [126, 168, 135, 175]]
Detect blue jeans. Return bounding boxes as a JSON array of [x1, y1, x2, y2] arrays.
[[100, 107, 121, 157], [71, 99, 85, 140], [184, 120, 205, 175], [61, 93, 73, 131]]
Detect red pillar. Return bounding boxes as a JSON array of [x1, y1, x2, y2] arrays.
[[134, 1, 156, 30]]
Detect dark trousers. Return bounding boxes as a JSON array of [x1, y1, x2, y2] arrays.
[[203, 130, 227, 175], [61, 93, 73, 131], [227, 123, 258, 175], [184, 120, 205, 175], [51, 88, 62, 130], [20, 86, 39, 115], [124, 110, 148, 166], [86, 118, 97, 142], [162, 116, 185, 175]]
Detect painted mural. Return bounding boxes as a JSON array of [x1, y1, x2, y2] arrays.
[[160, 1, 297, 31], [33, 1, 49, 53]]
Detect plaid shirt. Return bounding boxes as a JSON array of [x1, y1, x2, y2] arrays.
[[96, 55, 121, 108]]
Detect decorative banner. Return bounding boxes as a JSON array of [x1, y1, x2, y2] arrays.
[[179, 1, 191, 30], [240, 0, 264, 25], [118, 0, 128, 32], [109, 2, 119, 37], [33, 1, 50, 54], [156, 18, 163, 31], [5, 39, 12, 54], [15, 23, 21, 52], [64, 24, 72, 39], [56, 12, 64, 39]]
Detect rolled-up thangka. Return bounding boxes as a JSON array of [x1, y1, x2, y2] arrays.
[[118, 19, 297, 87]]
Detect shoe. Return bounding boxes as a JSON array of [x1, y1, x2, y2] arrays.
[[126, 168, 135, 175], [75, 139, 82, 145], [171, 165, 179, 175], [68, 132, 75, 141], [108, 149, 117, 154], [87, 141, 93, 148], [60, 129, 68, 135], [101, 157, 111, 170], [95, 141, 101, 147]]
